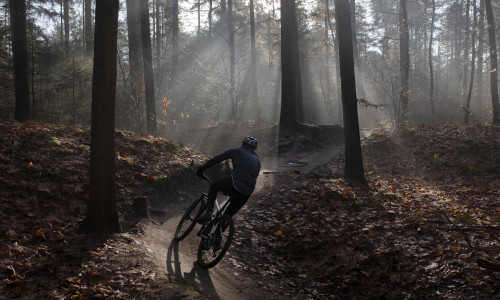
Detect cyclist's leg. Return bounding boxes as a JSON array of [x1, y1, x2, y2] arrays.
[[202, 176, 234, 217], [223, 193, 249, 217]]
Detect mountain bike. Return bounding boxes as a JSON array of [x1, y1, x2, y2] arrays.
[[174, 175, 235, 268]]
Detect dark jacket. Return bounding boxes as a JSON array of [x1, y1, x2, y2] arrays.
[[199, 147, 261, 196]]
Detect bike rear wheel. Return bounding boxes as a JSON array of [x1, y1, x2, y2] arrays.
[[174, 195, 206, 241], [197, 214, 234, 268]]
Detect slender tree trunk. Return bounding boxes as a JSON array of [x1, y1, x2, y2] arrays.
[[229, 0, 236, 119], [64, 0, 69, 56], [324, 0, 333, 121], [250, 0, 258, 111], [155, 0, 161, 60], [126, 0, 144, 132], [85, 0, 92, 53], [279, 0, 300, 129], [399, 0, 410, 124], [476, 0, 485, 107], [197, 0, 201, 36], [334, 0, 366, 184], [484, 0, 500, 124], [465, 0, 477, 125], [60, 1, 63, 47], [429, 0, 436, 118], [208, 0, 212, 44], [463, 0, 471, 95], [140, 0, 157, 135], [86, 0, 121, 233], [9, 0, 30, 122], [172, 0, 179, 80]]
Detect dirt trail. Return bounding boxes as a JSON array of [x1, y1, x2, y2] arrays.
[[135, 145, 345, 299], [142, 215, 268, 299]]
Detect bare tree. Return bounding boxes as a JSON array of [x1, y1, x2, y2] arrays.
[[9, 0, 30, 122], [140, 0, 157, 135], [63, 0, 69, 56], [85, 0, 121, 233], [250, 0, 259, 108], [335, 0, 366, 184], [429, 0, 436, 118], [172, 0, 179, 79], [84, 0, 92, 53], [464, 0, 477, 125], [399, 0, 410, 124], [484, 0, 500, 124], [279, 0, 301, 129], [126, 0, 144, 132]]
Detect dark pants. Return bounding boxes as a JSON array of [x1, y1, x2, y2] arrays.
[[207, 176, 249, 217]]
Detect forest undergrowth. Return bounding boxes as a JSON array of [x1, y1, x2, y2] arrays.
[[0, 121, 499, 299], [229, 124, 500, 299], [0, 121, 207, 299]]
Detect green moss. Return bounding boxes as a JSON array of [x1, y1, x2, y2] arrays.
[[455, 214, 475, 225], [170, 283, 204, 299], [381, 192, 399, 201], [167, 141, 184, 155]]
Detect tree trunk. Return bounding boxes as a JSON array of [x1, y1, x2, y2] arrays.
[[250, 0, 259, 111], [323, 0, 333, 121], [126, 0, 144, 132], [476, 0, 485, 107], [197, 0, 201, 36], [64, 0, 69, 56], [333, 19, 342, 123], [292, 1, 304, 123], [463, 0, 471, 95], [279, 0, 300, 129], [429, 0, 436, 118], [334, 0, 366, 184], [484, 0, 500, 124], [349, 0, 365, 99], [86, 0, 121, 233], [140, 0, 157, 135], [9, 0, 30, 122], [464, 0, 477, 125], [208, 0, 212, 44], [155, 0, 161, 60], [229, 0, 236, 119], [172, 0, 179, 80], [399, 0, 410, 124], [84, 0, 92, 54]]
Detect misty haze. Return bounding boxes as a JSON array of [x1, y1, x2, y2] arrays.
[[1, 0, 499, 299]]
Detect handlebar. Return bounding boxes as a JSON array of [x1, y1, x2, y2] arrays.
[[198, 173, 213, 184]]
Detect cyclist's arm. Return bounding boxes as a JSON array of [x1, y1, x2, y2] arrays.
[[198, 150, 233, 173]]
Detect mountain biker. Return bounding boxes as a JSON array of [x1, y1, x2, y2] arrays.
[[196, 137, 261, 223]]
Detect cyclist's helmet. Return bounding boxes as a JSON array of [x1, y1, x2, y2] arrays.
[[242, 137, 258, 149]]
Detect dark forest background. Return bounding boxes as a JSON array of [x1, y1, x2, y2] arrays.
[[2, 0, 500, 131]]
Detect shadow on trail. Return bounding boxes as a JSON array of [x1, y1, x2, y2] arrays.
[[166, 237, 219, 298]]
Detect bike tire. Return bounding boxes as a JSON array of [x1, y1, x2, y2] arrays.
[[174, 195, 206, 241], [197, 214, 234, 268]]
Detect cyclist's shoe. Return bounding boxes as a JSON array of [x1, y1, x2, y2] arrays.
[[197, 211, 211, 224]]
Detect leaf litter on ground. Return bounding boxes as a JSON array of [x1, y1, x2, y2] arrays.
[[228, 124, 499, 299], [1, 121, 499, 299]]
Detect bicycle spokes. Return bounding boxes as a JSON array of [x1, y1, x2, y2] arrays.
[[197, 215, 235, 268]]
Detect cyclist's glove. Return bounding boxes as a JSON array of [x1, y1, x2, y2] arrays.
[[196, 167, 204, 178]]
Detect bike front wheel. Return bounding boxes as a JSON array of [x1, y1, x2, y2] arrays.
[[197, 215, 234, 268], [174, 195, 206, 241]]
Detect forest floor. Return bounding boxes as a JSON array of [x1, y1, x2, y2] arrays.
[[0, 121, 499, 299]]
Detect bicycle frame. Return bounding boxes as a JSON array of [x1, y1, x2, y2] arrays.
[[174, 174, 237, 268], [197, 175, 233, 238]]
